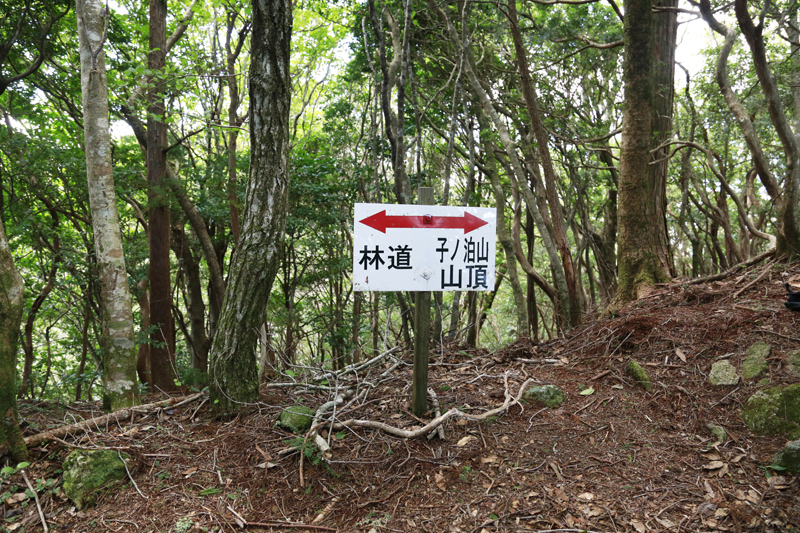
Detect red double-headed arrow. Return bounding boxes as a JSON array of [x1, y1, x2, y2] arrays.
[[359, 210, 488, 234]]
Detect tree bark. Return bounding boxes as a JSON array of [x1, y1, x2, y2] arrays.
[[147, 0, 176, 393], [0, 217, 28, 461], [208, 0, 292, 412], [77, 0, 139, 410], [614, 0, 675, 304]]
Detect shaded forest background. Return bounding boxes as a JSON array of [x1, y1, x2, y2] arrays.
[[1, 0, 798, 410]]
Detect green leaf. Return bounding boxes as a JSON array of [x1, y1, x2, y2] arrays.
[[16, 462, 30, 470], [579, 387, 594, 396]]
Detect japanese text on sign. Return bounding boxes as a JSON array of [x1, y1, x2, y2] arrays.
[[352, 203, 496, 292]]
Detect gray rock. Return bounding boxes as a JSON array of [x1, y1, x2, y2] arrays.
[[709, 360, 739, 386], [741, 384, 800, 439], [742, 342, 770, 379], [278, 405, 316, 434], [771, 440, 800, 473], [523, 385, 565, 408], [62, 449, 128, 509]]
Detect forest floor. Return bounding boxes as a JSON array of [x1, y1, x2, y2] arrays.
[[6, 258, 800, 533]]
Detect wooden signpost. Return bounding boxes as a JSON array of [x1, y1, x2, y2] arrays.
[[353, 188, 496, 415]]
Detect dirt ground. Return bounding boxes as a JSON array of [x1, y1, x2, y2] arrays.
[[4, 258, 800, 533]]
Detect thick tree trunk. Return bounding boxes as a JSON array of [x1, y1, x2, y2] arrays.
[[208, 0, 292, 411], [0, 218, 28, 461], [147, 0, 176, 393], [614, 0, 674, 304], [77, 0, 139, 410]]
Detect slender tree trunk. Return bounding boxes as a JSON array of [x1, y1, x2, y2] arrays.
[[172, 226, 209, 372], [76, 294, 91, 401], [225, 13, 250, 246], [465, 292, 478, 347], [147, 0, 176, 393], [0, 217, 27, 460], [506, 0, 581, 326], [77, 0, 139, 410], [735, 0, 800, 257], [208, 0, 292, 411], [525, 211, 538, 340], [484, 117, 527, 335], [18, 258, 58, 399]]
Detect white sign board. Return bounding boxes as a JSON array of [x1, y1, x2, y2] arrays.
[[353, 203, 497, 292]]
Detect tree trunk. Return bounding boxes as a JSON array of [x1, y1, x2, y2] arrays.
[[77, 0, 139, 410], [18, 257, 58, 399], [225, 12, 250, 245], [147, 0, 176, 393], [0, 218, 28, 461], [614, 0, 674, 304], [208, 0, 292, 412], [484, 119, 527, 336], [735, 0, 800, 258], [172, 225, 210, 372], [506, 0, 581, 327]]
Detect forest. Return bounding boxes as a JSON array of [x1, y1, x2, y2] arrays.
[[1, 0, 800, 459]]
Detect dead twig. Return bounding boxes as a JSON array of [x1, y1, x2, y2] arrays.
[[117, 450, 147, 500], [20, 469, 48, 533]]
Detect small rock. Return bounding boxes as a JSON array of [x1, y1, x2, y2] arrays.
[[278, 405, 316, 434], [771, 440, 800, 473], [627, 361, 652, 391], [523, 385, 565, 408], [709, 360, 739, 386], [707, 424, 727, 443], [62, 449, 128, 509], [742, 342, 770, 379]]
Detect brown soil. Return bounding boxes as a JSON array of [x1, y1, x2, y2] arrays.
[[4, 259, 800, 532]]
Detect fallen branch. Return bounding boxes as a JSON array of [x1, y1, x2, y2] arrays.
[[23, 393, 204, 448], [241, 522, 336, 531], [686, 249, 774, 285], [731, 258, 777, 299]]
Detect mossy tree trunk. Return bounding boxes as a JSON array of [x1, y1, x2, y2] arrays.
[[615, 0, 675, 304], [77, 0, 139, 410], [0, 218, 28, 461], [208, 0, 292, 412]]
